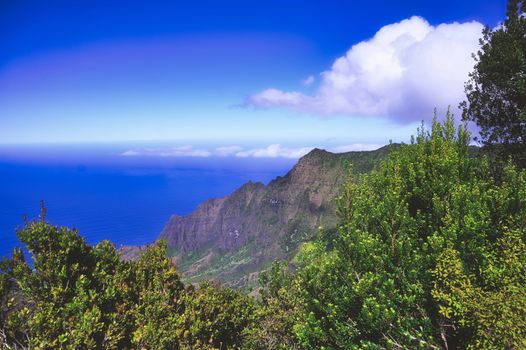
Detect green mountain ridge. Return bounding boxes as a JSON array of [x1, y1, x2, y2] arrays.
[[122, 145, 395, 289]]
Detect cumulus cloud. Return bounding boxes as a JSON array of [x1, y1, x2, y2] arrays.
[[235, 144, 313, 158], [302, 75, 315, 86], [247, 16, 483, 122], [249, 89, 308, 109], [121, 146, 211, 157], [214, 146, 244, 156]]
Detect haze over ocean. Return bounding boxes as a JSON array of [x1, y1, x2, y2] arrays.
[[0, 144, 294, 259]]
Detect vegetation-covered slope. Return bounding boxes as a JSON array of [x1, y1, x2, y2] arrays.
[[253, 116, 526, 349], [154, 146, 394, 288], [0, 227, 255, 349]]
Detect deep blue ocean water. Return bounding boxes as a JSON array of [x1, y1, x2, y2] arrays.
[[0, 145, 294, 259]]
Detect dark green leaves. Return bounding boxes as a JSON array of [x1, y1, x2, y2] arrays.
[[462, 0, 526, 165]]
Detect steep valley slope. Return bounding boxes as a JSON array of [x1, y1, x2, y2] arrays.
[[121, 146, 394, 289]]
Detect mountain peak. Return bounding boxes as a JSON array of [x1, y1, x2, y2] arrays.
[[155, 145, 394, 288], [302, 148, 332, 158]]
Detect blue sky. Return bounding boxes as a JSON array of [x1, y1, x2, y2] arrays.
[[0, 0, 506, 156]]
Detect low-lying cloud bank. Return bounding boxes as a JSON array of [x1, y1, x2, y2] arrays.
[[121, 143, 384, 159], [122, 146, 212, 157], [247, 16, 483, 122]]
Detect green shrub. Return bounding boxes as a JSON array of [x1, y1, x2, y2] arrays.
[[283, 115, 526, 349]]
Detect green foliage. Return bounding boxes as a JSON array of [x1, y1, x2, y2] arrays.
[[433, 231, 526, 349], [1, 218, 257, 349], [0, 258, 10, 310], [130, 241, 185, 349], [0, 257, 13, 342], [180, 281, 256, 349], [273, 115, 526, 349], [8, 220, 126, 349], [462, 0, 526, 164], [243, 262, 301, 350]]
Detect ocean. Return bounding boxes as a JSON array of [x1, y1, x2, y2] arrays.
[[0, 144, 295, 259]]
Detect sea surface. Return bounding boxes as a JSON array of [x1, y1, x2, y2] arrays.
[[0, 144, 295, 259]]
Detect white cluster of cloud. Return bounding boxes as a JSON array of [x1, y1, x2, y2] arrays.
[[122, 146, 212, 157], [121, 143, 383, 159], [302, 75, 315, 86], [235, 144, 313, 158], [248, 16, 483, 122], [214, 146, 244, 156]]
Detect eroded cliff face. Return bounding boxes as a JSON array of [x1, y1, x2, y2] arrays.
[[157, 146, 393, 288]]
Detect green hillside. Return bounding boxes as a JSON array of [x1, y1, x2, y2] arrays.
[[151, 145, 394, 289]]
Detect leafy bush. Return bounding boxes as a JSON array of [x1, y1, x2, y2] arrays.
[[272, 115, 526, 349], [243, 261, 300, 350], [0, 219, 256, 349]]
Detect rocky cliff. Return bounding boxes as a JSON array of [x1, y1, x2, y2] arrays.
[[155, 146, 393, 289]]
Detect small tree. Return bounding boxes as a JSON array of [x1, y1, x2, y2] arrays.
[[462, 0, 526, 164]]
